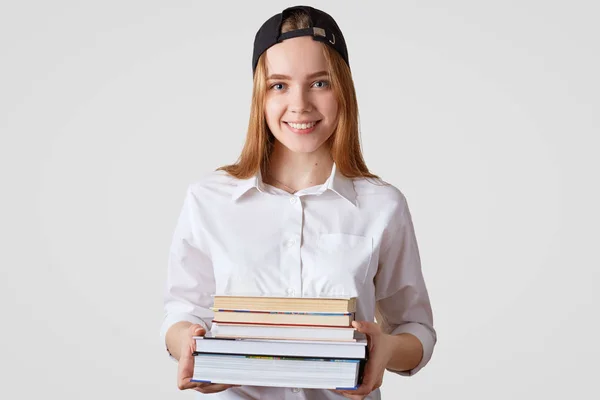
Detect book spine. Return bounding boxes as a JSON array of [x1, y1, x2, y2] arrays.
[[211, 320, 352, 328], [212, 309, 352, 316], [193, 352, 362, 362], [193, 351, 365, 360]]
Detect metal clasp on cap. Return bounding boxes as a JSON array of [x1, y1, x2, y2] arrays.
[[312, 27, 335, 45], [313, 27, 326, 37]]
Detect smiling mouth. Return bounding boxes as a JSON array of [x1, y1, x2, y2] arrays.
[[284, 120, 321, 130]]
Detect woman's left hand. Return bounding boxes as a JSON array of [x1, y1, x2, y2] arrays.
[[332, 321, 395, 399]]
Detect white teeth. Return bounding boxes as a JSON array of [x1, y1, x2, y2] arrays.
[[287, 121, 317, 129]]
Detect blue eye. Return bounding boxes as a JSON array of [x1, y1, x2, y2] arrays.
[[313, 80, 330, 88], [269, 81, 329, 91]]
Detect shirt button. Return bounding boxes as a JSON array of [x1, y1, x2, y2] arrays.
[[286, 288, 295, 296], [289, 197, 298, 204], [292, 388, 301, 393], [286, 239, 296, 247]]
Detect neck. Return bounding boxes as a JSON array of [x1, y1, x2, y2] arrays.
[[265, 141, 334, 193]]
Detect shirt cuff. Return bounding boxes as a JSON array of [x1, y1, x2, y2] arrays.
[[387, 322, 436, 376], [160, 313, 210, 362]]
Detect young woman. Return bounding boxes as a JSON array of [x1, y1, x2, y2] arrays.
[[161, 5, 436, 400]]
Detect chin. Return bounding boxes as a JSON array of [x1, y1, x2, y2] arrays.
[[268, 123, 334, 154], [274, 135, 329, 154], [281, 142, 322, 154]]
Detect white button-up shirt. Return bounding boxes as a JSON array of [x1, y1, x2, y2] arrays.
[[160, 163, 436, 400]]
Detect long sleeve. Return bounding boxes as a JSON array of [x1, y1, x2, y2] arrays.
[[159, 185, 216, 357], [374, 195, 436, 376]]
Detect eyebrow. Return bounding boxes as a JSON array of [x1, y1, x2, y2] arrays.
[[267, 71, 329, 81]]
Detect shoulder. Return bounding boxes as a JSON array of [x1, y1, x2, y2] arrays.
[[187, 169, 238, 192], [352, 176, 409, 215]]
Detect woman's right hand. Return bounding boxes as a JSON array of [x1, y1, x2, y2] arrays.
[[177, 324, 241, 394]]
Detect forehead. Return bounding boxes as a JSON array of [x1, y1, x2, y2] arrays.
[[265, 36, 328, 78]]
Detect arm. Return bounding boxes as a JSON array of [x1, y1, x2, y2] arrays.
[[383, 332, 424, 372], [374, 193, 436, 376], [160, 185, 216, 361]]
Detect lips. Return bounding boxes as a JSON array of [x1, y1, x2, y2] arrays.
[[284, 120, 321, 134], [285, 120, 321, 129]]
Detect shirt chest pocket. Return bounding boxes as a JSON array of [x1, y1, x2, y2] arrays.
[[303, 233, 374, 298]]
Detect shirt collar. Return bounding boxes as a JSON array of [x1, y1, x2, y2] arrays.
[[231, 162, 357, 207], [230, 169, 267, 201], [321, 163, 358, 206]]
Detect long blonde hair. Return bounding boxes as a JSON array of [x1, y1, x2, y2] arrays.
[[218, 10, 378, 180]]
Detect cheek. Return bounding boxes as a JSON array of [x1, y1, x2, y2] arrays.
[[319, 95, 339, 121], [264, 99, 284, 124], [330, 103, 339, 121]]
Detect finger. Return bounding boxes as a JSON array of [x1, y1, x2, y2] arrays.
[[337, 390, 368, 398], [374, 377, 383, 389], [177, 352, 195, 389], [356, 364, 376, 391], [333, 386, 369, 398], [179, 380, 226, 391], [177, 378, 199, 391], [178, 375, 213, 391], [177, 326, 206, 390], [187, 324, 206, 354], [194, 383, 241, 394], [332, 390, 364, 400], [338, 380, 375, 397], [188, 324, 206, 338], [351, 321, 381, 336]]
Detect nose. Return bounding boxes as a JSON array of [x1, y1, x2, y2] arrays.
[[288, 86, 312, 114]]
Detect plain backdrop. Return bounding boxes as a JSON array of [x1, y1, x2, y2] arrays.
[[1, 1, 599, 399]]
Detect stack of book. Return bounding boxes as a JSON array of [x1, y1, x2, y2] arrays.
[[191, 295, 368, 390]]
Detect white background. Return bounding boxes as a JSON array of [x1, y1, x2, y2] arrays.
[[1, 0, 598, 399]]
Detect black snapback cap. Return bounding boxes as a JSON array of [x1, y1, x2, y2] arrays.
[[252, 5, 349, 75]]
